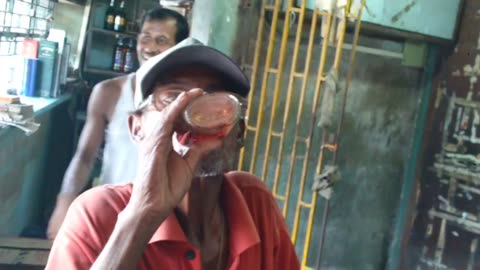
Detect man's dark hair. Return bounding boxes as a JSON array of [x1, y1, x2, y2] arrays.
[[141, 7, 189, 43]]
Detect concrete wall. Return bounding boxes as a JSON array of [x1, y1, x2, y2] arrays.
[[191, 0, 257, 63], [320, 51, 422, 270], [52, 1, 86, 69]]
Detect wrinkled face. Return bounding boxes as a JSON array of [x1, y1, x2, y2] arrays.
[[193, 122, 242, 177], [137, 19, 177, 65], [139, 67, 244, 177]]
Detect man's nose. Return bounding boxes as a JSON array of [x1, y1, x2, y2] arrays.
[[144, 45, 160, 55]]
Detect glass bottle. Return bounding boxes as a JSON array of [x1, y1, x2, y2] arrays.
[[104, 0, 116, 30], [112, 37, 125, 72], [113, 1, 126, 32], [123, 38, 136, 73]]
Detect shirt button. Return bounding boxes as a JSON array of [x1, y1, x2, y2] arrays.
[[184, 249, 196, 260]]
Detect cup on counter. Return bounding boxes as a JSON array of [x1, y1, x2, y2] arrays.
[[22, 58, 39, 97]]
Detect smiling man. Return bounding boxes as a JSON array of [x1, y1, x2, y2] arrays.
[[46, 38, 300, 270], [47, 8, 190, 239]]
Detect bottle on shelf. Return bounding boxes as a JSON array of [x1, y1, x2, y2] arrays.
[[104, 0, 116, 30], [113, 37, 126, 72], [123, 38, 136, 73], [113, 1, 127, 32]]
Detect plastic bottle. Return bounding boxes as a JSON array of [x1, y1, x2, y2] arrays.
[[123, 38, 136, 73], [112, 37, 125, 72]]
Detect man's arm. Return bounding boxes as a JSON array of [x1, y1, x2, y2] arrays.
[[47, 80, 118, 239], [62, 84, 108, 194], [45, 187, 168, 270], [47, 89, 220, 269], [90, 206, 167, 270]]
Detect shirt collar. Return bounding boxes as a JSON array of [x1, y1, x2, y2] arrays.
[[148, 175, 261, 256]]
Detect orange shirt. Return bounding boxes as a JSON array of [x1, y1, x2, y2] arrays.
[[46, 171, 300, 270]]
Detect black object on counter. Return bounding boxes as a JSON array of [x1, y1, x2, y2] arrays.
[[104, 0, 116, 30], [37, 40, 59, 97]]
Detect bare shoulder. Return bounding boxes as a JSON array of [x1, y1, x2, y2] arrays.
[[87, 74, 134, 118], [94, 75, 131, 91], [91, 74, 131, 100]]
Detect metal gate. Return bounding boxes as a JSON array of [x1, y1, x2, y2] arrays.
[[238, 0, 365, 268]]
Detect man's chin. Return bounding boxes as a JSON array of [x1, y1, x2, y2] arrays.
[[139, 56, 153, 65], [194, 171, 224, 178], [195, 159, 227, 178]]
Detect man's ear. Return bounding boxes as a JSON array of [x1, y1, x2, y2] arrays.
[[128, 112, 144, 142], [236, 120, 246, 147], [238, 119, 246, 134]]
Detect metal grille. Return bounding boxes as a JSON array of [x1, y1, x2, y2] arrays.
[[238, 0, 365, 268], [0, 0, 56, 56]]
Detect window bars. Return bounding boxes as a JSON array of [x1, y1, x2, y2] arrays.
[[0, 0, 56, 56], [238, 0, 365, 268]]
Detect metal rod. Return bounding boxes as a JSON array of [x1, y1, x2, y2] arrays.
[[293, 72, 306, 78], [315, 196, 330, 269], [299, 201, 313, 208], [260, 0, 295, 183], [333, 18, 347, 70], [238, 0, 267, 169], [316, 2, 365, 268], [429, 210, 480, 235], [295, 137, 309, 143], [302, 8, 346, 269], [265, 5, 275, 10], [268, 68, 280, 73], [269, 0, 306, 204], [332, 0, 364, 165], [467, 239, 478, 270], [247, 0, 282, 174], [440, 179, 480, 195], [290, 11, 331, 244], [307, 23, 349, 268]]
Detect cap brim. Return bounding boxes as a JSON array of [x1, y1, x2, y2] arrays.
[[137, 44, 250, 102]]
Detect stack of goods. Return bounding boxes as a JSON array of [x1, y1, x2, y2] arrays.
[[416, 96, 480, 270], [0, 95, 40, 135], [113, 37, 136, 73]]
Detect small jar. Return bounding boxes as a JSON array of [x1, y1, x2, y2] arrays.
[[183, 92, 242, 137]]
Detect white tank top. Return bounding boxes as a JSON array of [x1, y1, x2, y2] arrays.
[[100, 73, 138, 185]]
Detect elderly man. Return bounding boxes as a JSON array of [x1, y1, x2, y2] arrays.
[[46, 38, 300, 270]]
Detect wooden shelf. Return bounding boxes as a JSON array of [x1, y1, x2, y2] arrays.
[[90, 27, 137, 39], [0, 237, 52, 267], [83, 67, 126, 78]]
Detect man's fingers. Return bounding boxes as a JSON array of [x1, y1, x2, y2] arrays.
[[163, 88, 203, 123], [152, 89, 204, 135]]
